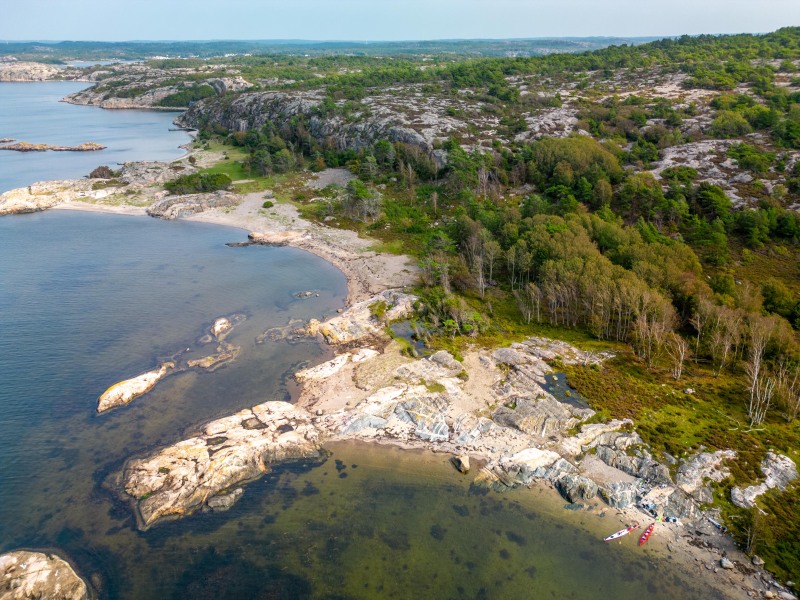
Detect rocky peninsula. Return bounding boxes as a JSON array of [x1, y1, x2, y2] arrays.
[[1, 160, 797, 600]]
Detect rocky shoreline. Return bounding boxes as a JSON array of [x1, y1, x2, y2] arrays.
[[0, 162, 796, 600]]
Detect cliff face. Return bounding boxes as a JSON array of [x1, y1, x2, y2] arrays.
[[177, 90, 435, 153]]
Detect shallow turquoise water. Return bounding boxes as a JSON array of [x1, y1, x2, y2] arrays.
[[0, 81, 190, 192], [0, 211, 725, 599]]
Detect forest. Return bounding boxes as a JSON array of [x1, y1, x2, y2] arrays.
[[178, 28, 800, 581]]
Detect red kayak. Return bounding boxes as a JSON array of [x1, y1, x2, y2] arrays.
[[604, 522, 639, 542], [639, 523, 655, 546]]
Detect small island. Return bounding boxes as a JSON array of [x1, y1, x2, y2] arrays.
[[0, 141, 106, 152]]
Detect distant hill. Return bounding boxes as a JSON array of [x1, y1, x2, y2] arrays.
[[0, 37, 661, 62]]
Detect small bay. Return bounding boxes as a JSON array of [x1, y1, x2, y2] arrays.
[[0, 81, 190, 192]]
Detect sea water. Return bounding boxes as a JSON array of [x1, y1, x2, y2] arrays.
[[0, 211, 724, 599], [0, 81, 190, 192]]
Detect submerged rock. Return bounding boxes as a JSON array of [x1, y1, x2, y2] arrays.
[[111, 401, 321, 530], [207, 487, 244, 512], [186, 342, 240, 371], [0, 550, 90, 600], [97, 362, 174, 413]]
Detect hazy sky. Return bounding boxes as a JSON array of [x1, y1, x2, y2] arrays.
[[2, 0, 799, 41]]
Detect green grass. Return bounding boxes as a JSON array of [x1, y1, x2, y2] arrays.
[[563, 351, 800, 583]]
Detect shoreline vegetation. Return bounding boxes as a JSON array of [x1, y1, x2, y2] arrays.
[[2, 26, 800, 599]]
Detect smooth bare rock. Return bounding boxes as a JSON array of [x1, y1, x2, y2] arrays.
[[119, 161, 196, 186], [113, 401, 321, 530], [676, 449, 736, 500], [339, 414, 389, 435], [0, 550, 89, 600], [453, 413, 496, 445], [0, 141, 105, 152], [295, 353, 351, 382], [146, 191, 240, 220], [351, 348, 379, 363], [595, 443, 672, 485], [493, 394, 593, 438], [731, 452, 798, 508], [484, 447, 573, 489], [307, 289, 416, 345], [0, 61, 59, 81], [97, 362, 174, 412], [394, 395, 450, 442], [559, 419, 633, 456], [352, 385, 412, 419]]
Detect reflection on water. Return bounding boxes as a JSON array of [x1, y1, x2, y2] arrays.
[[0, 212, 716, 599]]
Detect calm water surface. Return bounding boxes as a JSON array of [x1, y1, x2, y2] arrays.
[[0, 212, 721, 600], [0, 81, 189, 192]]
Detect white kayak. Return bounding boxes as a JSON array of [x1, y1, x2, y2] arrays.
[[604, 523, 639, 542]]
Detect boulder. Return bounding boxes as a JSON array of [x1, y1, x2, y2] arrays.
[[560, 419, 633, 456], [661, 487, 700, 520], [599, 481, 639, 508], [0, 550, 89, 600], [452, 454, 470, 474], [720, 557, 734, 570], [112, 401, 322, 530], [554, 474, 599, 503], [428, 350, 462, 373]]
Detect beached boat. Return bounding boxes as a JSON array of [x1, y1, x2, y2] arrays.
[[604, 523, 639, 542], [639, 523, 655, 546]]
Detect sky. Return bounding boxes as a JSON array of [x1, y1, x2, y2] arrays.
[[1, 0, 799, 41]]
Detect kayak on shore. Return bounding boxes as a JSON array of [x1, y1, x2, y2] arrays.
[[639, 523, 656, 546], [604, 523, 639, 542]]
